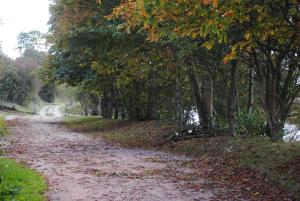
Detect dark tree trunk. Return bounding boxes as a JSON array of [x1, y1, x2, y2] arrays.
[[121, 107, 126, 120], [201, 73, 214, 128], [128, 82, 143, 121], [114, 107, 119, 120], [101, 91, 113, 119], [145, 70, 157, 120], [89, 94, 100, 116], [186, 66, 214, 128], [175, 67, 183, 128], [186, 67, 203, 125], [228, 60, 238, 136], [247, 65, 254, 115]]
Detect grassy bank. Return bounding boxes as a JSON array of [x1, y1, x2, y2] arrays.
[[64, 116, 300, 199], [0, 117, 47, 201], [0, 118, 8, 137], [0, 102, 36, 115], [0, 158, 47, 201]]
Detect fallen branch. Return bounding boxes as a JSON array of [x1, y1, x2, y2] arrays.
[[165, 127, 228, 143]]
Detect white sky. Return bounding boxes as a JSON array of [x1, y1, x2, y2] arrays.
[[0, 0, 50, 58]]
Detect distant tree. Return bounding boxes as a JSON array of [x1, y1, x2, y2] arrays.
[[38, 83, 55, 103], [0, 65, 33, 105], [17, 31, 45, 55], [15, 49, 46, 71]]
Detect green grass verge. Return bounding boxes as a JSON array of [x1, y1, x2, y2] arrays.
[[64, 116, 176, 148], [64, 116, 122, 132], [0, 117, 47, 201], [64, 116, 300, 198], [0, 158, 47, 201], [0, 118, 8, 137]]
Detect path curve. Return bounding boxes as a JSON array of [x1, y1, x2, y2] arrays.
[[39, 105, 63, 117], [3, 115, 217, 201]]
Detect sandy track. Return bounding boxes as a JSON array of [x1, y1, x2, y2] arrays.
[[3, 115, 217, 201]]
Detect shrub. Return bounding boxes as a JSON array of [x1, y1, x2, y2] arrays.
[[236, 110, 266, 136]]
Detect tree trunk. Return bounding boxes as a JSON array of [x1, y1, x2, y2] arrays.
[[101, 91, 113, 119], [201, 73, 214, 128], [128, 82, 143, 121], [114, 107, 119, 120], [98, 95, 102, 116], [145, 71, 157, 120], [261, 69, 285, 142], [186, 67, 203, 125], [175, 67, 183, 128], [247, 65, 254, 115], [266, 117, 284, 142], [228, 60, 238, 136]]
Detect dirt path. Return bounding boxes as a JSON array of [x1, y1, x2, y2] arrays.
[[2, 115, 218, 201], [39, 105, 63, 117]]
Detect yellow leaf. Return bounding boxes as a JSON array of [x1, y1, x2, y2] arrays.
[[202, 40, 214, 50], [244, 32, 251, 40]]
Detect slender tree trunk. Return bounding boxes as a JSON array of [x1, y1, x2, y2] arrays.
[[186, 67, 203, 125], [228, 60, 238, 136], [128, 82, 142, 121], [175, 67, 183, 128], [145, 71, 157, 120], [114, 107, 119, 120], [101, 91, 113, 119], [261, 69, 285, 142], [98, 95, 102, 116], [121, 107, 126, 120], [248, 65, 254, 115], [201, 73, 214, 128]]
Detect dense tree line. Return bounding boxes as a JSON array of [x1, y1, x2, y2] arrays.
[[0, 50, 33, 105], [45, 0, 300, 141], [0, 31, 49, 106]]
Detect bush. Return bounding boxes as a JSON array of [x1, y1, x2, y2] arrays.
[[38, 83, 55, 103], [236, 110, 266, 136], [0, 66, 33, 106]]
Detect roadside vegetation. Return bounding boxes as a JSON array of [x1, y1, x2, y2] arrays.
[[0, 158, 47, 201], [0, 118, 8, 137], [0, 118, 47, 201], [64, 116, 300, 199]]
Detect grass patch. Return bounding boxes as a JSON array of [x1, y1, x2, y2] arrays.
[[63, 116, 300, 199], [0, 117, 47, 201], [64, 116, 176, 148], [0, 158, 46, 201], [0, 102, 36, 115], [64, 116, 122, 132], [0, 118, 8, 137]]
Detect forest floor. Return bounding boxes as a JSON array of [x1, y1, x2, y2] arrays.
[[2, 111, 218, 201]]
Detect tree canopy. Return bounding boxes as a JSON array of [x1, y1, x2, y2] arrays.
[[44, 0, 300, 141]]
